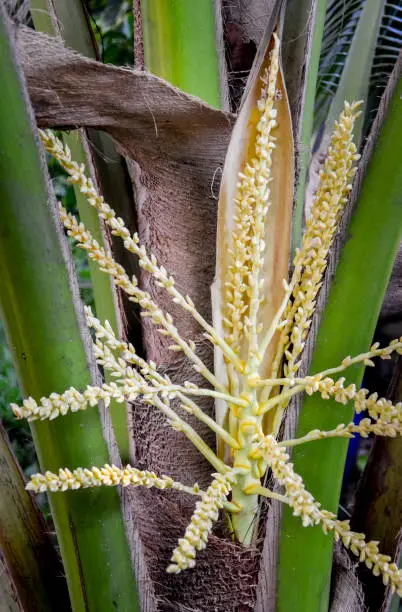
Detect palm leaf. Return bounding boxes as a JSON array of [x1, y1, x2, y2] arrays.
[[315, 0, 364, 128], [315, 0, 402, 134], [366, 0, 402, 129]]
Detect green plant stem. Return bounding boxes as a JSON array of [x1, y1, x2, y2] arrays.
[[31, 0, 132, 461], [62, 134, 131, 461], [140, 0, 221, 107], [0, 7, 138, 610], [277, 62, 402, 612], [31, 0, 98, 57]]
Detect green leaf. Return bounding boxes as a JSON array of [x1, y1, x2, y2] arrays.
[[324, 0, 385, 140], [282, 0, 328, 254], [315, 0, 364, 128]]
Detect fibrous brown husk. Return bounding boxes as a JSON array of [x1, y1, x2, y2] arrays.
[[221, 0, 282, 110], [127, 486, 260, 611], [329, 544, 366, 612]]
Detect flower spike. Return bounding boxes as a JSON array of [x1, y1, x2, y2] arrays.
[[167, 471, 236, 573], [257, 435, 402, 596], [27, 464, 201, 498]]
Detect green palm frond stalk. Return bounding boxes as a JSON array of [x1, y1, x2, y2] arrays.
[[0, 6, 138, 611], [31, 0, 136, 461], [283, 0, 327, 254], [140, 0, 222, 106], [0, 551, 23, 612]]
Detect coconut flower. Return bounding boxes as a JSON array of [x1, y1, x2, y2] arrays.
[[13, 34, 402, 596]]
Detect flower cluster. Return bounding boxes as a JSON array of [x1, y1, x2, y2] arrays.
[[223, 36, 279, 356], [11, 382, 135, 421], [27, 464, 201, 497], [281, 101, 361, 381], [258, 435, 402, 595], [265, 100, 362, 437], [303, 367, 402, 425], [167, 472, 236, 573], [10, 33, 402, 588]]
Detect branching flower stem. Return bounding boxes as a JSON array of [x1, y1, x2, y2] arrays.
[[255, 337, 402, 389], [89, 314, 241, 449], [246, 483, 289, 505], [150, 393, 227, 473], [40, 129, 244, 373], [89, 311, 229, 472], [94, 337, 246, 409], [280, 419, 402, 448], [178, 395, 241, 450], [257, 435, 402, 595], [258, 385, 305, 414], [60, 208, 227, 394], [88, 309, 242, 453], [27, 464, 203, 496], [257, 273, 299, 363]]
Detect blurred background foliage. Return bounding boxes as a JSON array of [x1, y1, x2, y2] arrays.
[[85, 0, 134, 64], [0, 327, 34, 473]]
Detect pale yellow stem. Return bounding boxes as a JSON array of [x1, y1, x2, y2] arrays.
[[257, 275, 297, 364], [179, 395, 240, 450], [258, 385, 304, 415], [152, 395, 226, 473], [248, 483, 290, 505]]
